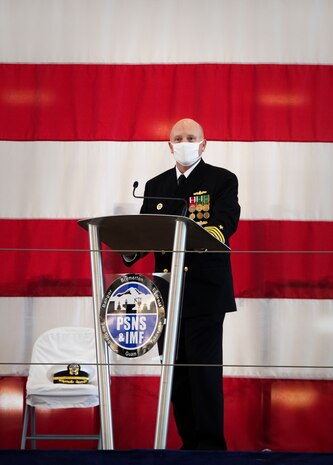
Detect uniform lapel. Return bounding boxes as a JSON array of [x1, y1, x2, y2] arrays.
[[148, 169, 180, 215], [177, 159, 206, 197], [170, 160, 207, 215]]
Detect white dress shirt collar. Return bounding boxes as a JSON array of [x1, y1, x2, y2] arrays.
[[175, 158, 201, 179]]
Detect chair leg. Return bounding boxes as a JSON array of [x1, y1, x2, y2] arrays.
[[31, 406, 37, 449], [20, 403, 29, 449], [21, 404, 101, 449]]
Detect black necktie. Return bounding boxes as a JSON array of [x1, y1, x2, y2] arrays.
[[178, 174, 186, 186]]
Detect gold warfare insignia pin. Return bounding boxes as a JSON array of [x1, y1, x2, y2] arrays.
[[156, 203, 163, 210], [188, 193, 210, 222]]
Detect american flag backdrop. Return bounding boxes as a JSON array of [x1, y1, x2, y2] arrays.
[[0, 0, 333, 451]]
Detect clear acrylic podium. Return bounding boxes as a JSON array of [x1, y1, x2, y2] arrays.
[[78, 214, 230, 449]]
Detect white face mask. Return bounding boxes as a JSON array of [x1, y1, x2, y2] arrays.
[[171, 141, 203, 167]]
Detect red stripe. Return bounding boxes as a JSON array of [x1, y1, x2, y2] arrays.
[[231, 220, 333, 299], [1, 376, 333, 451], [0, 219, 332, 298], [1, 63, 333, 142]]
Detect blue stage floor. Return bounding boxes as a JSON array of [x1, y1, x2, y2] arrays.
[[1, 450, 333, 465]]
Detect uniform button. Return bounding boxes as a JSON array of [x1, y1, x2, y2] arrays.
[[184, 267, 188, 272]]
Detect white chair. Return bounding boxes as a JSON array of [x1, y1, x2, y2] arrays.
[[21, 327, 100, 449]]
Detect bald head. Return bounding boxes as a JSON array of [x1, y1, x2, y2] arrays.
[[170, 118, 205, 142]]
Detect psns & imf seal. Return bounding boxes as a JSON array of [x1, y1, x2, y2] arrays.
[[100, 274, 165, 358]]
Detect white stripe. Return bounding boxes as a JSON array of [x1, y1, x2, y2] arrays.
[[1, 0, 333, 64], [1, 141, 332, 221], [1, 296, 332, 379], [0, 297, 94, 375], [224, 298, 333, 379]]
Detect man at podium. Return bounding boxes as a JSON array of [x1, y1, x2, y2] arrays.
[[127, 118, 240, 450]]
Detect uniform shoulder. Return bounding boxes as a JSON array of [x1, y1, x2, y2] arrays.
[[203, 162, 238, 181]]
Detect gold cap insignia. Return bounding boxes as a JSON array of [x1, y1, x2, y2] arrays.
[[156, 203, 163, 210], [53, 364, 89, 384]]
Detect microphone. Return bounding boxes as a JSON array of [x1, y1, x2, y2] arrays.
[[132, 181, 188, 217]]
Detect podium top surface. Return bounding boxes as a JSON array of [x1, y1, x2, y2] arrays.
[[78, 214, 230, 252]]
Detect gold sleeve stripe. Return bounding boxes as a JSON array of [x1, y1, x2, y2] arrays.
[[204, 226, 225, 244]]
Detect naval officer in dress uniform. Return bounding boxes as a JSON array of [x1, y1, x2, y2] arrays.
[[127, 118, 240, 450]]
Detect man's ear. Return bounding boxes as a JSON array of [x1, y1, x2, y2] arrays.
[[200, 139, 207, 154], [168, 141, 174, 153]]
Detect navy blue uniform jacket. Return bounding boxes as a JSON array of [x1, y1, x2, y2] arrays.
[[140, 159, 240, 319]]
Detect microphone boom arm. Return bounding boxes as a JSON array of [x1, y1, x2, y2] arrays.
[[133, 181, 188, 217]]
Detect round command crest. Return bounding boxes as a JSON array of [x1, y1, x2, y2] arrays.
[[100, 274, 165, 358]]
